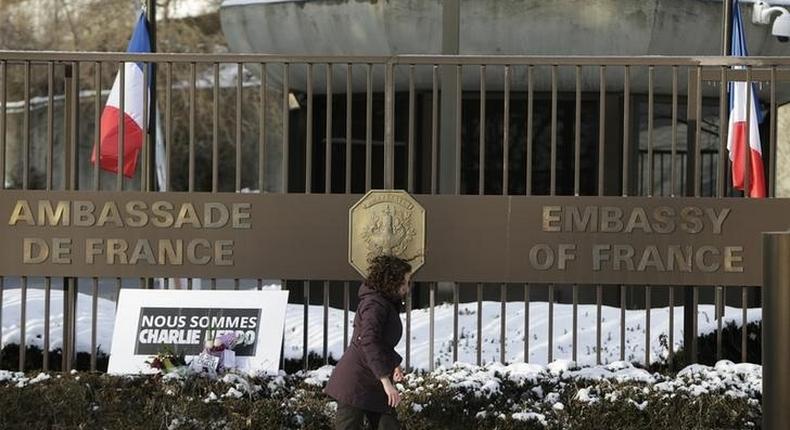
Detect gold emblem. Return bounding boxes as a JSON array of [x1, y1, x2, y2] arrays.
[[349, 190, 425, 277]]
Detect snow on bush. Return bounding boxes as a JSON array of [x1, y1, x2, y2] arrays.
[[0, 360, 762, 429]]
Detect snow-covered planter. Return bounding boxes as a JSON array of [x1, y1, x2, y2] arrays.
[[0, 360, 761, 429]]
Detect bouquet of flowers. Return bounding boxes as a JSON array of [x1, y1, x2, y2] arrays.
[[145, 346, 187, 375], [189, 332, 240, 377]]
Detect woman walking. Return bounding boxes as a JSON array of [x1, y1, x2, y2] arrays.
[[324, 255, 411, 430]]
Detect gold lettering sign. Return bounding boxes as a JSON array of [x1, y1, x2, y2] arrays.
[[0, 190, 788, 285]]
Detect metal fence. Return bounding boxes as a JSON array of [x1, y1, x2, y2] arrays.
[[0, 51, 784, 373]]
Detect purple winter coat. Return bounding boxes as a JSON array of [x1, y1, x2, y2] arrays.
[[324, 283, 403, 413]]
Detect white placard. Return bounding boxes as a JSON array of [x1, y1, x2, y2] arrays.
[[108, 289, 289, 375]]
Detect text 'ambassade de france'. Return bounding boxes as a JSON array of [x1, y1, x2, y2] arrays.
[[7, 199, 251, 266]]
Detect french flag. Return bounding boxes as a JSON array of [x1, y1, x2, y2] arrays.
[[727, 0, 766, 198], [91, 12, 152, 178]]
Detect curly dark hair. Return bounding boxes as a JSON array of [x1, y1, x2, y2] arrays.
[[366, 255, 412, 300]]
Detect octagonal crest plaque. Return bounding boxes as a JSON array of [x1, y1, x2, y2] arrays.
[[348, 190, 425, 277]]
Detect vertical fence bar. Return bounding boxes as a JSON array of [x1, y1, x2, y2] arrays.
[[479, 65, 486, 194], [408, 65, 415, 192], [769, 66, 777, 197], [598, 65, 606, 196], [385, 62, 395, 189], [18, 62, 30, 370], [91, 278, 98, 371], [141, 59, 150, 192], [343, 281, 350, 352], [455, 65, 462, 194], [622, 65, 630, 196], [306, 64, 313, 193], [548, 284, 554, 363], [259, 63, 267, 192], [236, 62, 243, 192], [116, 277, 122, 309], [550, 65, 558, 195], [596, 285, 602, 364], [165, 62, 172, 191], [19, 277, 27, 371], [116, 61, 126, 189], [188, 62, 195, 191], [43, 277, 51, 371], [742, 286, 748, 362], [0, 60, 5, 187], [671, 66, 678, 196], [524, 284, 530, 363], [92, 62, 100, 190], [345, 64, 353, 193], [572, 285, 578, 362], [431, 65, 439, 194], [453, 283, 459, 362], [405, 283, 411, 369], [503, 65, 510, 194], [64, 62, 77, 370], [45, 63, 54, 188], [280, 279, 288, 371], [476, 283, 483, 365], [692, 285, 699, 362], [22, 61, 30, 190], [526, 65, 534, 195], [645, 286, 651, 365], [212, 63, 219, 192], [669, 286, 675, 367], [718, 66, 728, 198], [695, 65, 703, 198], [326, 63, 333, 193], [303, 280, 309, 370], [647, 66, 654, 196], [500, 284, 507, 363], [716, 286, 723, 360], [574, 65, 581, 195], [365, 64, 372, 190], [429, 282, 436, 370], [282, 63, 290, 192], [620, 285, 626, 361], [323, 281, 329, 365]]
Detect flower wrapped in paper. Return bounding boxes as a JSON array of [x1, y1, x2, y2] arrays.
[[190, 331, 240, 376]]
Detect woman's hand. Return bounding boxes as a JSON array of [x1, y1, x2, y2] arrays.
[[392, 366, 404, 383], [380, 377, 401, 408]]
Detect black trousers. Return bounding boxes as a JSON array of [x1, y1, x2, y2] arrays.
[[334, 402, 400, 430]]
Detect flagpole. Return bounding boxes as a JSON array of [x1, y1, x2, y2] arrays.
[[147, 0, 157, 193], [722, 0, 733, 56], [147, 0, 157, 294], [716, 0, 733, 336]]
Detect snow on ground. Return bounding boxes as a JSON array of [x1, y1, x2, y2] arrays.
[[1, 288, 762, 369], [1, 289, 116, 354], [288, 300, 761, 369]]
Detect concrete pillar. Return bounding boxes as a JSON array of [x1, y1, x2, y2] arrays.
[[762, 231, 790, 430], [775, 104, 790, 197]]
